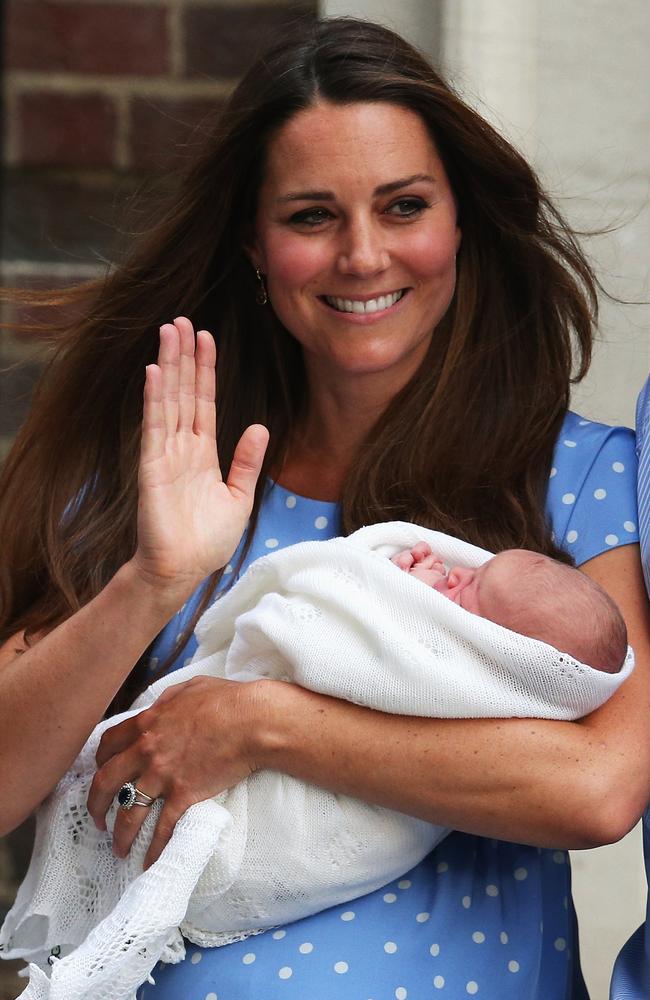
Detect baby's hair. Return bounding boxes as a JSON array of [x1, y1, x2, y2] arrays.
[[496, 553, 628, 673]]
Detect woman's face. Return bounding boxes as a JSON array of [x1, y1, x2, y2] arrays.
[[251, 100, 461, 393]]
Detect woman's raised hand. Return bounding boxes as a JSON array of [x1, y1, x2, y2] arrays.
[[132, 317, 268, 598]]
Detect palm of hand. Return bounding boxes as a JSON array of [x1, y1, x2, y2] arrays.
[[133, 318, 268, 592]]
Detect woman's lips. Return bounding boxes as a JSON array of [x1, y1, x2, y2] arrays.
[[321, 289, 408, 317]]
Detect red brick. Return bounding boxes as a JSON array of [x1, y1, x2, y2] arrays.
[[16, 92, 118, 167], [6, 1, 169, 76], [184, 4, 315, 79], [129, 96, 224, 170]]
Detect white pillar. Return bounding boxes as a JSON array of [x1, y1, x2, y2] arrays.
[[319, 0, 441, 60]]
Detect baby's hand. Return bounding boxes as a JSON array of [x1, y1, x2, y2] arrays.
[[391, 542, 445, 575]]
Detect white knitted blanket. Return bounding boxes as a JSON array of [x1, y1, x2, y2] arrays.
[[0, 523, 633, 1000]]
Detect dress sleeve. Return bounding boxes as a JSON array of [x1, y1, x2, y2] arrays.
[[546, 417, 639, 568]]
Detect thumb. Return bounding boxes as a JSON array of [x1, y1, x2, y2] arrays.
[[226, 424, 269, 501]]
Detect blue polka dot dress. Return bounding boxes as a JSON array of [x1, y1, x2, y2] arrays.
[[138, 411, 638, 1000]]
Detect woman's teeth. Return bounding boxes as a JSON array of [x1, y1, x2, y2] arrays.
[[325, 290, 404, 314]]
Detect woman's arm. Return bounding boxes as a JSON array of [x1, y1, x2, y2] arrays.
[[92, 541, 650, 865], [0, 319, 268, 835]]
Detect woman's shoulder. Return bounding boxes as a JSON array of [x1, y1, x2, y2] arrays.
[[548, 410, 638, 566]]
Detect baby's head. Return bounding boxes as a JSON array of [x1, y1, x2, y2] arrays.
[[435, 550, 627, 673]]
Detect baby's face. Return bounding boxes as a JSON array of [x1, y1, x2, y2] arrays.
[[432, 550, 547, 625]]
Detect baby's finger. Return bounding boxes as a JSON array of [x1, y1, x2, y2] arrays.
[[411, 542, 433, 563], [194, 330, 217, 440], [391, 550, 414, 570], [159, 323, 180, 435], [227, 424, 269, 503], [175, 317, 196, 432]]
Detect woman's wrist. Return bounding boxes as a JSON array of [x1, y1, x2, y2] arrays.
[[119, 557, 201, 621]]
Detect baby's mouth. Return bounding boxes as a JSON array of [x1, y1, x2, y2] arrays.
[[322, 289, 407, 315]]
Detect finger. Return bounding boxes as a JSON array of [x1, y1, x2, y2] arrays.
[[159, 323, 180, 435], [391, 550, 413, 570], [95, 713, 149, 768], [174, 316, 196, 432], [226, 423, 269, 502], [112, 781, 162, 860], [194, 330, 217, 440], [143, 800, 184, 869], [411, 542, 433, 563], [140, 365, 165, 465], [88, 749, 143, 831]]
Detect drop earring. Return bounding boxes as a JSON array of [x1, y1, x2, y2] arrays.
[[255, 267, 268, 306]]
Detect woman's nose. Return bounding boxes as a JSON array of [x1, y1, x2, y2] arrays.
[[337, 217, 390, 276]]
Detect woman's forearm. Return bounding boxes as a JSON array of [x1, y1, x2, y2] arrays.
[[0, 561, 189, 834], [255, 545, 650, 850]]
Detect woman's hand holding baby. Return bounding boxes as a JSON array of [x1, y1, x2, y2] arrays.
[[132, 317, 269, 602]]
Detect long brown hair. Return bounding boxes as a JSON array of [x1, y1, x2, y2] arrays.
[[0, 18, 597, 704]]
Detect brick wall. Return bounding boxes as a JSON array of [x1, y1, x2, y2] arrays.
[[0, 4, 316, 995], [1, 0, 317, 456]]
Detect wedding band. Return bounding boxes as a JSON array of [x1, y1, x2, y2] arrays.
[[117, 781, 156, 811]]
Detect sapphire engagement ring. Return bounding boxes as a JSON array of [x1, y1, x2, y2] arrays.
[[117, 782, 156, 810]]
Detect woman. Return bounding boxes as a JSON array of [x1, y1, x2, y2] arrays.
[[1, 18, 648, 999]]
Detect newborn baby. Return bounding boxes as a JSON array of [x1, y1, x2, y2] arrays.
[[391, 542, 627, 674]]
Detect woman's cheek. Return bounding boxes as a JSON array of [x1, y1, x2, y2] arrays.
[[265, 234, 329, 289]]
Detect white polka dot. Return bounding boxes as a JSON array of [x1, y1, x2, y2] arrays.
[[190, 952, 202, 964], [430, 943, 440, 956], [500, 932, 509, 944], [436, 862, 449, 873], [562, 493, 576, 505], [398, 879, 412, 889], [265, 538, 279, 549], [553, 851, 565, 864], [272, 929, 287, 940], [555, 938, 567, 952], [285, 495, 297, 509], [395, 989, 408, 1000], [579, 419, 590, 426], [224, 564, 233, 575], [205, 993, 218, 1000], [462, 895, 472, 908], [508, 960, 520, 973], [566, 530, 578, 543], [384, 941, 398, 954], [514, 867, 528, 881], [594, 488, 607, 500], [563, 439, 577, 448], [613, 462, 625, 473], [624, 521, 636, 532], [299, 942, 314, 954], [549, 467, 557, 478], [472, 931, 486, 943], [486, 884, 499, 897], [334, 961, 349, 974], [340, 910, 355, 921], [606, 534, 619, 546], [383, 893, 397, 903], [242, 953, 256, 965], [434, 976, 445, 989], [278, 966, 293, 979], [466, 982, 479, 995], [314, 516, 328, 530], [416, 912, 430, 923]]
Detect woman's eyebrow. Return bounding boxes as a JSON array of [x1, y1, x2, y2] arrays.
[[277, 174, 437, 204]]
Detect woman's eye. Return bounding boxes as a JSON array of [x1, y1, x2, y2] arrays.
[[289, 207, 333, 227], [387, 198, 429, 218]]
